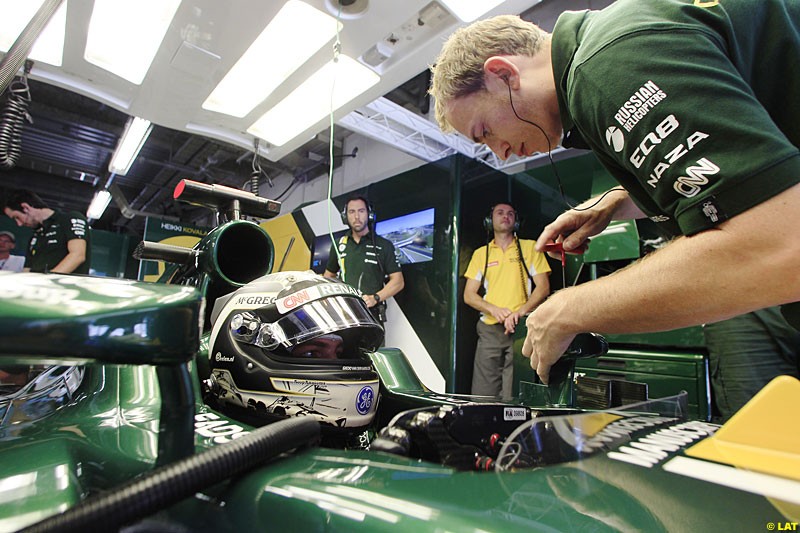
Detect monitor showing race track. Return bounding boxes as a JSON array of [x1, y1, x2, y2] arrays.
[[375, 208, 435, 265]]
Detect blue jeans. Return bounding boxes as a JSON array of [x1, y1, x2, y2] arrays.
[[703, 306, 800, 422]]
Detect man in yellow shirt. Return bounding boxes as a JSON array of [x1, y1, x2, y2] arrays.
[[464, 203, 551, 399]]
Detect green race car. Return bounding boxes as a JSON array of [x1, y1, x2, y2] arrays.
[[1, 182, 797, 532]]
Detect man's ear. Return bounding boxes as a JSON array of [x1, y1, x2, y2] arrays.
[[484, 56, 519, 90]]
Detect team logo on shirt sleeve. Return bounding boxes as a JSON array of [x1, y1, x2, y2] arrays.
[[70, 218, 87, 237], [614, 80, 668, 133], [605, 126, 625, 152]]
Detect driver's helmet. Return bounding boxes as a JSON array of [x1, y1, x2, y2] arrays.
[[207, 271, 383, 431]]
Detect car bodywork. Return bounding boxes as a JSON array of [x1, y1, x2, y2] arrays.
[[1, 181, 797, 532]]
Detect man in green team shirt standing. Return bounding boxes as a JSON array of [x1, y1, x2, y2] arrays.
[[324, 195, 404, 326], [429, 0, 800, 409], [3, 189, 92, 274]]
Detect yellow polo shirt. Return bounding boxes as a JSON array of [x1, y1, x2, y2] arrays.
[[464, 239, 551, 325]]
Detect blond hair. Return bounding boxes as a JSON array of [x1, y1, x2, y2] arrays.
[[429, 15, 548, 132]]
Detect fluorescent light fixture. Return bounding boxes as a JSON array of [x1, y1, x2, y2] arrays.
[[85, 0, 181, 84], [87, 190, 112, 220], [0, 0, 66, 66], [248, 55, 379, 147], [203, 1, 342, 118], [439, 0, 503, 22], [109, 117, 153, 175]]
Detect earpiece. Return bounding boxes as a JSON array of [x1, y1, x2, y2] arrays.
[[482, 214, 493, 233]]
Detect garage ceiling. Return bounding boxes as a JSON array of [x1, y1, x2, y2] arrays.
[[0, 0, 591, 238]]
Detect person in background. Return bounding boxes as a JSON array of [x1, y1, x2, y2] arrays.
[[463, 203, 550, 399], [0, 230, 24, 272], [324, 196, 404, 325], [429, 1, 800, 401], [3, 189, 91, 274]]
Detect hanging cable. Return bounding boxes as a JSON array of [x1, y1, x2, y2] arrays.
[[327, 2, 345, 262], [248, 137, 274, 197], [273, 176, 300, 202], [0, 61, 33, 169], [250, 138, 261, 197]]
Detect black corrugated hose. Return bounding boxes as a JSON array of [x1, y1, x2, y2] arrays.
[[20, 417, 320, 533], [0, 68, 32, 169]]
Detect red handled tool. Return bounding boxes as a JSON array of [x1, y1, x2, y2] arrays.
[[543, 242, 566, 267], [543, 242, 585, 288]]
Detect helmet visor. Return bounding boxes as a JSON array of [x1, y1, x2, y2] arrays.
[[254, 295, 383, 359]]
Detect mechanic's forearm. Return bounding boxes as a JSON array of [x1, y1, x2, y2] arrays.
[[597, 189, 647, 221], [571, 188, 646, 222], [540, 191, 800, 336], [50, 251, 85, 274]]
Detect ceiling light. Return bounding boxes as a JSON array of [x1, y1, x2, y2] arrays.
[[203, 1, 342, 118], [247, 55, 379, 147], [0, 0, 66, 66], [109, 117, 153, 176], [87, 190, 112, 221], [439, 0, 503, 22], [85, 0, 181, 85]]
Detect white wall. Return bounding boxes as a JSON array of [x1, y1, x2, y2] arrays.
[[274, 132, 427, 214]]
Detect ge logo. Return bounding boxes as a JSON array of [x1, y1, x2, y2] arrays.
[[356, 386, 374, 415]]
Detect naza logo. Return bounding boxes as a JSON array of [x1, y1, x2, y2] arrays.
[[356, 386, 375, 415]]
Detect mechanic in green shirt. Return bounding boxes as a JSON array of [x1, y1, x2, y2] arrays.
[[429, 0, 800, 388], [324, 196, 404, 324], [3, 189, 92, 274]]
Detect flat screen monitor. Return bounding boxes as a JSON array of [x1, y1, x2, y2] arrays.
[[375, 207, 434, 265], [310, 232, 346, 274]]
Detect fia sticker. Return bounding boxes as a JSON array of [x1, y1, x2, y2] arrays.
[[504, 407, 527, 421]]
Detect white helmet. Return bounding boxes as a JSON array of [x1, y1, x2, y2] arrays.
[[207, 271, 383, 432]]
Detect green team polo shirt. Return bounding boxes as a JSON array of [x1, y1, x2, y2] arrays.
[[27, 210, 92, 274], [552, 0, 800, 236], [326, 231, 401, 295], [464, 239, 551, 325]]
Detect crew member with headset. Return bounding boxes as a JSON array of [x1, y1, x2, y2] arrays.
[[464, 202, 551, 399], [324, 195, 404, 325]]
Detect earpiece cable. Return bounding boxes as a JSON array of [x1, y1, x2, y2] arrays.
[[505, 82, 625, 212]]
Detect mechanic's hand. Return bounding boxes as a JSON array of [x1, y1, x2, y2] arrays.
[[362, 294, 378, 308], [489, 305, 513, 325], [522, 300, 576, 384], [535, 204, 614, 256], [503, 311, 522, 335]]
